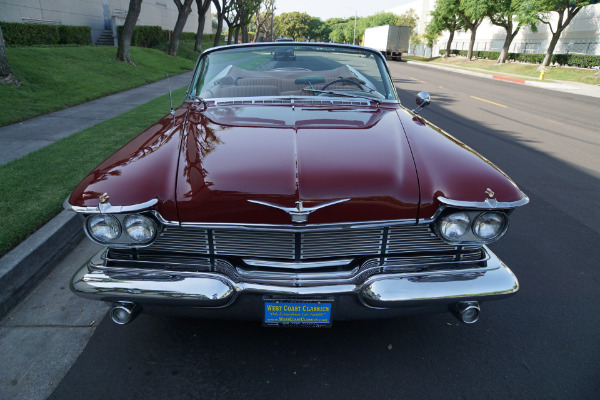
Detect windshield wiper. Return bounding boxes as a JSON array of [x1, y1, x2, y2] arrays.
[[302, 88, 381, 105]]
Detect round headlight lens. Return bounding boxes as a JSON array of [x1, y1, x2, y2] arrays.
[[473, 212, 507, 240], [124, 214, 156, 242], [439, 211, 471, 241], [87, 214, 121, 242]]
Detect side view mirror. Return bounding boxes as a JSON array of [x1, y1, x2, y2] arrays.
[[412, 91, 431, 114]]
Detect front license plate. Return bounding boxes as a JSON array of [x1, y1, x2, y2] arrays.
[[264, 299, 332, 327]]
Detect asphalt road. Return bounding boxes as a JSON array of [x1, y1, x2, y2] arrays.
[[47, 62, 600, 399]]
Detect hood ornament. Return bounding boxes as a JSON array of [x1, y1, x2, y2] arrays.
[[248, 198, 350, 223], [485, 188, 495, 198]]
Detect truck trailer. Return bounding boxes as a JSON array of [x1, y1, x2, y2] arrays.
[[363, 25, 411, 61]]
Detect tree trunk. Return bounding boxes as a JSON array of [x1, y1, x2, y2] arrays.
[[497, 24, 520, 64], [116, 0, 143, 64], [242, 25, 249, 43], [168, 0, 194, 57], [467, 27, 477, 60], [213, 0, 223, 47], [234, 26, 239, 44], [194, 0, 211, 52], [226, 20, 233, 44], [541, 31, 561, 68], [0, 26, 20, 87], [445, 29, 455, 58]]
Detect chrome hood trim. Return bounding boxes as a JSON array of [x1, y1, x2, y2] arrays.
[[64, 197, 158, 214], [438, 192, 529, 210]]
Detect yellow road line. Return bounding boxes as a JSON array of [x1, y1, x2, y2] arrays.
[[470, 96, 508, 108], [410, 77, 427, 83]]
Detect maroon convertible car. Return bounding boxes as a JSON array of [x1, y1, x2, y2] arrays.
[[65, 42, 528, 327]]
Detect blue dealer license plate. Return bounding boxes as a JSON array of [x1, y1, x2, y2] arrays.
[[264, 299, 332, 327]]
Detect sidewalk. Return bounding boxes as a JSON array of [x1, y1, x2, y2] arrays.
[[406, 60, 600, 99], [0, 71, 193, 166], [0, 71, 193, 318]]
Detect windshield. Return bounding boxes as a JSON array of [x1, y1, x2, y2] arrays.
[[189, 44, 397, 102]]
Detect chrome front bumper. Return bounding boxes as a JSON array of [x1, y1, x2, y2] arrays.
[[71, 246, 518, 320]]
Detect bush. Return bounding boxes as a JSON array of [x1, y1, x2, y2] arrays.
[[180, 32, 196, 41], [0, 22, 90, 46], [58, 25, 90, 45], [448, 48, 600, 68], [117, 25, 167, 48]]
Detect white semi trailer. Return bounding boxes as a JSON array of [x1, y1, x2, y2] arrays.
[[363, 25, 411, 61]]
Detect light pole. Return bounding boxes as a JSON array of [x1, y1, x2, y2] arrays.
[[270, 1, 274, 41], [348, 7, 357, 45]]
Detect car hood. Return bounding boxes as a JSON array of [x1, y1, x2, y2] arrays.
[[176, 103, 420, 224]]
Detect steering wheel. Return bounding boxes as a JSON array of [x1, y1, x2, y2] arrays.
[[322, 78, 363, 90]]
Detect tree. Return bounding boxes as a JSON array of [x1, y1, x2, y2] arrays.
[[531, 0, 596, 68], [458, 0, 489, 60], [253, 0, 275, 42], [0, 25, 20, 87], [168, 0, 194, 56], [487, 0, 538, 64], [231, 0, 262, 44], [277, 12, 312, 41], [116, 0, 143, 64], [212, 0, 235, 45], [194, 0, 212, 52], [427, 0, 464, 57], [395, 9, 419, 31]]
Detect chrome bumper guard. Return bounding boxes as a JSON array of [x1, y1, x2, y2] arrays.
[[71, 246, 518, 311]]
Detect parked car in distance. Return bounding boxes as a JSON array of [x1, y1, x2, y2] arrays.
[[273, 38, 296, 61], [65, 42, 528, 327]]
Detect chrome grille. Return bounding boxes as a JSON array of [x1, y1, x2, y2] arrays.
[[301, 229, 383, 258], [150, 227, 210, 254], [139, 224, 474, 262], [387, 226, 457, 253], [213, 230, 295, 259]]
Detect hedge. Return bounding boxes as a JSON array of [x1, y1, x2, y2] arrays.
[[115, 27, 221, 49], [450, 49, 600, 68], [0, 22, 90, 46], [117, 25, 167, 48]]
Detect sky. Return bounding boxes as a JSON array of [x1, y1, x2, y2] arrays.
[[273, 0, 414, 20]]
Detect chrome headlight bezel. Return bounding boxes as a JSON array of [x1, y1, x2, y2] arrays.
[[84, 213, 158, 247], [434, 209, 510, 245]]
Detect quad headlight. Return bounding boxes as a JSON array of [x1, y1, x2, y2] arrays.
[[124, 214, 157, 242], [87, 214, 121, 242], [439, 211, 471, 240], [472, 212, 507, 240], [436, 210, 508, 244], [85, 213, 157, 246]]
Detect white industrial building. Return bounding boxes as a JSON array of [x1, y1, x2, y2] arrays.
[[388, 0, 600, 57], [0, 0, 213, 45]]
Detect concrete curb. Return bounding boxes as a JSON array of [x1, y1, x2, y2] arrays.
[[0, 211, 83, 319], [405, 60, 600, 98]]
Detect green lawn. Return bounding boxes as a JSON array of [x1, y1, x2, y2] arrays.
[[0, 46, 195, 126], [404, 55, 600, 85], [0, 88, 187, 257]]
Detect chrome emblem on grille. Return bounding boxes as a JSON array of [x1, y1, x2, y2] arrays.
[[248, 198, 351, 223]]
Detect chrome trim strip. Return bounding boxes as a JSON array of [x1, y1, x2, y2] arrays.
[[177, 218, 420, 232], [204, 96, 395, 106], [438, 193, 529, 210], [242, 258, 353, 269], [64, 198, 158, 214]]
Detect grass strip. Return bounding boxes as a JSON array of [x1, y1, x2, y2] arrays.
[[0, 88, 187, 257], [404, 56, 600, 85], [0, 46, 195, 126]]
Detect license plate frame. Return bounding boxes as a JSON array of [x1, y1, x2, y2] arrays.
[[263, 299, 333, 327]]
